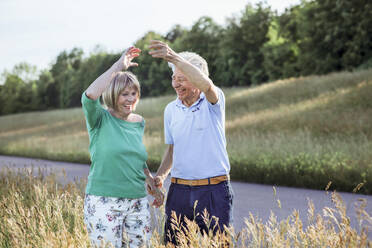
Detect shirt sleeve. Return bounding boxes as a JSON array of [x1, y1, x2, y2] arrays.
[[207, 87, 225, 115], [81, 92, 103, 130], [164, 104, 174, 145]]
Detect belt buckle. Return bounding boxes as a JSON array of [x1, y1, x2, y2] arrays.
[[190, 180, 197, 186]]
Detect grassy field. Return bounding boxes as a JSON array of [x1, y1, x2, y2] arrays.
[[0, 167, 371, 247], [0, 69, 371, 193]]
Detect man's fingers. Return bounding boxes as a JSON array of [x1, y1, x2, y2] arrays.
[[148, 44, 163, 50], [148, 50, 165, 58], [148, 41, 167, 51], [148, 50, 161, 56], [149, 54, 163, 58], [149, 40, 164, 45], [148, 47, 164, 54]]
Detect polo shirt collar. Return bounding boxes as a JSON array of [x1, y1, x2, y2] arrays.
[[175, 92, 205, 108]]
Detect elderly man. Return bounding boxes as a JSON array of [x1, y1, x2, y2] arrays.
[[148, 40, 233, 244]]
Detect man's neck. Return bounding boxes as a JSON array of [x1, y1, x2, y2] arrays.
[[182, 92, 201, 107]]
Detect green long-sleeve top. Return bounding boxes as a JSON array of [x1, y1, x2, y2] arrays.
[[81, 92, 148, 198]]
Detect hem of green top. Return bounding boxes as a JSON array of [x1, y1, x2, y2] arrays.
[[85, 189, 147, 199]]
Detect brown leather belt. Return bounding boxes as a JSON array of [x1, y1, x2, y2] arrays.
[[171, 175, 229, 186]]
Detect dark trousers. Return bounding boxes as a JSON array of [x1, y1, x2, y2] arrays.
[[164, 181, 234, 245]]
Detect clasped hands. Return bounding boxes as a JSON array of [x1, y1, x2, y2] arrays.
[[146, 175, 165, 208]]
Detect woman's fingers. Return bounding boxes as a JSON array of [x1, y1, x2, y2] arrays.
[[125, 47, 141, 58], [147, 184, 155, 195], [127, 47, 141, 53], [128, 52, 141, 59], [119, 46, 141, 70]]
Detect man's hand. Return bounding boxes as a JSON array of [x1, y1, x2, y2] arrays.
[[148, 40, 178, 63]]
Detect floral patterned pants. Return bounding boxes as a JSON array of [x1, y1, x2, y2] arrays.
[[84, 194, 151, 248]]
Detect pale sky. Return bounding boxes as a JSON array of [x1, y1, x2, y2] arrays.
[[0, 0, 299, 76]]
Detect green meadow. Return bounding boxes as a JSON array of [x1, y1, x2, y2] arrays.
[[0, 69, 371, 193]]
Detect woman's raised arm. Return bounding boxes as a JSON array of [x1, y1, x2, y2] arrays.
[[85, 47, 141, 100]]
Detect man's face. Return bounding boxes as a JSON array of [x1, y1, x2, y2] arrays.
[[172, 68, 197, 102]]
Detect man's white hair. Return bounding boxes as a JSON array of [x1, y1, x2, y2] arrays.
[[168, 51, 209, 76]]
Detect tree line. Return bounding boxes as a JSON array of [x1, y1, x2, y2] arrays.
[[1, 0, 371, 115]]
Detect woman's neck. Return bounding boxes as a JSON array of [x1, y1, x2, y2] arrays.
[[109, 109, 130, 121]]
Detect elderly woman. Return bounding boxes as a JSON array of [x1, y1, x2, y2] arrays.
[[81, 47, 163, 248], [149, 41, 233, 245]]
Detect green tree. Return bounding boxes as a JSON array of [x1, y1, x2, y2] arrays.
[[262, 17, 299, 80], [218, 4, 272, 86], [132, 31, 172, 97], [73, 51, 119, 106], [173, 17, 222, 84], [278, 0, 372, 75], [0, 85, 3, 115], [0, 74, 34, 114], [164, 24, 187, 43], [35, 70, 57, 109], [0, 63, 39, 115], [50, 48, 83, 108]]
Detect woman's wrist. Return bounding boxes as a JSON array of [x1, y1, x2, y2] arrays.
[[112, 61, 125, 72]]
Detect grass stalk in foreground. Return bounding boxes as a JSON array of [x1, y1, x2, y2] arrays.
[[0, 167, 371, 247]]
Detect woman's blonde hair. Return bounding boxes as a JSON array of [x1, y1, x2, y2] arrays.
[[102, 71, 141, 111]]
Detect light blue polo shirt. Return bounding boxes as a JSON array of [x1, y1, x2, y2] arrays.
[[164, 87, 230, 179]]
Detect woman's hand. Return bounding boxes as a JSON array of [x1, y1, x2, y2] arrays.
[[116, 46, 141, 71]]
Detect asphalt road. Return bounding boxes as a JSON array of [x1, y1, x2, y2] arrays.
[[1, 155, 371, 237]]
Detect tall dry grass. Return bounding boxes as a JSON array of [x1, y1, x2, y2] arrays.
[[0, 167, 371, 247]]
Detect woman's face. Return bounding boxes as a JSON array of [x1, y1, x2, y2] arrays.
[[116, 86, 138, 115]]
